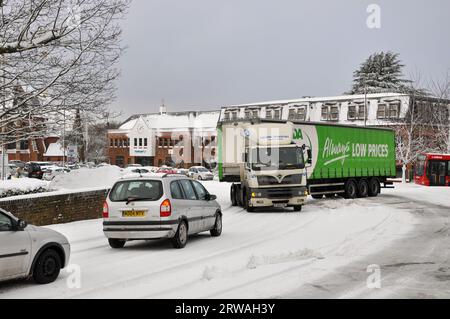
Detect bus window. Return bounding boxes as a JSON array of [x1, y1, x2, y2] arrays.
[[415, 161, 425, 177]]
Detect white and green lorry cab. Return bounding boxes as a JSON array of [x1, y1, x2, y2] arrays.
[[217, 120, 309, 212], [217, 119, 396, 212]]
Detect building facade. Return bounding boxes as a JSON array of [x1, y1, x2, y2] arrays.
[[107, 109, 220, 168]]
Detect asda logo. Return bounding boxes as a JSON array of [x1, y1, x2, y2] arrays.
[[293, 129, 303, 140]]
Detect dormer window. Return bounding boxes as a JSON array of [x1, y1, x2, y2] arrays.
[[348, 101, 366, 120], [321, 103, 339, 121], [288, 105, 307, 121], [244, 108, 259, 119], [377, 100, 400, 119], [266, 106, 282, 120]]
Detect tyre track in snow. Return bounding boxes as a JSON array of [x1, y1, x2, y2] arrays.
[[67, 208, 323, 298]]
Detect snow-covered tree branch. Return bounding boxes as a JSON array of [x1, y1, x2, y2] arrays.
[[0, 0, 130, 146]]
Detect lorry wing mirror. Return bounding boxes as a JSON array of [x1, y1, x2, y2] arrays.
[[242, 153, 248, 163], [307, 149, 312, 165]]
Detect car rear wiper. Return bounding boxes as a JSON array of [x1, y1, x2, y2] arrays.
[[125, 197, 155, 205]]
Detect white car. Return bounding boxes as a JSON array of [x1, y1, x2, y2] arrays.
[[103, 174, 222, 249], [0, 209, 71, 284], [188, 166, 214, 180], [43, 167, 71, 181]]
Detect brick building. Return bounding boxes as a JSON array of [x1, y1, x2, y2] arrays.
[[107, 107, 220, 168]]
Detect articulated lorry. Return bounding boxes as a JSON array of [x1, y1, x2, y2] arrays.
[[217, 119, 396, 212]]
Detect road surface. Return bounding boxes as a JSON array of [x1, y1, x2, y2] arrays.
[[0, 182, 448, 299]]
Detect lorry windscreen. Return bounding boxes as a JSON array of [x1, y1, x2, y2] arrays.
[[250, 147, 304, 171]]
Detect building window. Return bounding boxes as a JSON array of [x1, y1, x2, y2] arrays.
[[348, 103, 366, 120], [116, 156, 125, 168], [245, 108, 259, 119], [144, 138, 148, 147], [288, 105, 306, 121], [377, 101, 400, 119], [321, 104, 339, 121], [266, 107, 282, 120], [139, 138, 143, 147], [7, 142, 16, 150], [134, 138, 138, 147], [389, 103, 400, 119]]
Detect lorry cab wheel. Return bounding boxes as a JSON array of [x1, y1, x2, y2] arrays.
[[230, 184, 238, 206], [293, 205, 302, 212], [344, 180, 358, 199]]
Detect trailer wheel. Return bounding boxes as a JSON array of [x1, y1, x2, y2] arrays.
[[230, 184, 238, 206], [368, 178, 380, 197], [357, 179, 369, 198], [344, 180, 357, 199]]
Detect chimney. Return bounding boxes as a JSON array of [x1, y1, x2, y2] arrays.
[[160, 99, 167, 115]]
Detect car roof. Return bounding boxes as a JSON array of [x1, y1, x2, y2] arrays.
[[118, 173, 189, 182]]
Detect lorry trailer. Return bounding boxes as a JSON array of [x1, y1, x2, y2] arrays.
[[217, 119, 396, 212]]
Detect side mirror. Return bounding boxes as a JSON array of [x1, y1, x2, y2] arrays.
[[242, 153, 248, 163], [206, 194, 217, 201], [16, 219, 28, 231]]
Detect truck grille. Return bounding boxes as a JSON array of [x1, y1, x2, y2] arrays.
[[266, 188, 297, 199], [257, 174, 302, 186]]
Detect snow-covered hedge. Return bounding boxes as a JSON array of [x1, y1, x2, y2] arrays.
[[0, 179, 51, 199]]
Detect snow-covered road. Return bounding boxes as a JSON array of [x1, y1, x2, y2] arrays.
[[0, 182, 448, 299]]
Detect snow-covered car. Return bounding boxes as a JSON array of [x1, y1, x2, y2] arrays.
[[176, 168, 189, 176], [142, 166, 159, 173], [0, 209, 71, 284], [103, 175, 222, 249], [188, 166, 214, 180], [121, 167, 150, 175], [157, 167, 177, 174], [43, 167, 71, 181]]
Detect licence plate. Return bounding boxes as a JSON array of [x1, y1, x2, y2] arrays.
[[274, 203, 286, 208], [122, 211, 146, 217]]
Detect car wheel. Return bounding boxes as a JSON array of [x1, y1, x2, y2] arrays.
[[293, 205, 302, 212], [32, 249, 62, 284], [172, 221, 188, 249], [344, 180, 358, 199], [210, 214, 223, 237], [108, 238, 126, 249]]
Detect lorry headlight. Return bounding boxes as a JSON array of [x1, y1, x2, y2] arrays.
[[252, 192, 262, 198]]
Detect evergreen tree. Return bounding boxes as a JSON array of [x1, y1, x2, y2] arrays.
[[350, 51, 412, 94]]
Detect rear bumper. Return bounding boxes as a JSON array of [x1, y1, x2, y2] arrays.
[[103, 221, 178, 240]]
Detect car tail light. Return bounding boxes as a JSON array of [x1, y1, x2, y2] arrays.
[[103, 201, 109, 218], [160, 199, 171, 217]]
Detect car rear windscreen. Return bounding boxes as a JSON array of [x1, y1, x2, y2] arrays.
[[110, 180, 163, 202]]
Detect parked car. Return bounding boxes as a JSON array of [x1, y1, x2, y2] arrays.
[[121, 167, 150, 175], [25, 162, 46, 179], [103, 175, 222, 249], [176, 168, 189, 176], [157, 166, 177, 174], [126, 164, 142, 168], [142, 166, 159, 173], [43, 167, 71, 181], [188, 166, 214, 180], [0, 209, 71, 284]]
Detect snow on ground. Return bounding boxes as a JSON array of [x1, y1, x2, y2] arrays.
[[0, 178, 50, 198], [0, 181, 437, 299], [49, 166, 123, 191]]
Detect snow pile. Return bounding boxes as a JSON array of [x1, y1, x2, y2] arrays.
[[202, 266, 231, 281], [247, 249, 324, 269], [0, 178, 51, 199], [50, 166, 123, 191]]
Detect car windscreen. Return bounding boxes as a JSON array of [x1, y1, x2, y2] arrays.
[[109, 180, 163, 202]]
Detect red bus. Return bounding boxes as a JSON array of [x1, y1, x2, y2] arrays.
[[414, 153, 450, 186]]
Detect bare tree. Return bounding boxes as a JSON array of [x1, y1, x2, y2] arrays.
[[0, 0, 130, 147], [429, 72, 450, 153], [395, 72, 429, 183]]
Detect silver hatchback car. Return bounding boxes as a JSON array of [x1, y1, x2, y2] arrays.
[[103, 174, 222, 249]]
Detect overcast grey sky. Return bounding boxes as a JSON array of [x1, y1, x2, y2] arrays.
[[111, 0, 450, 118]]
